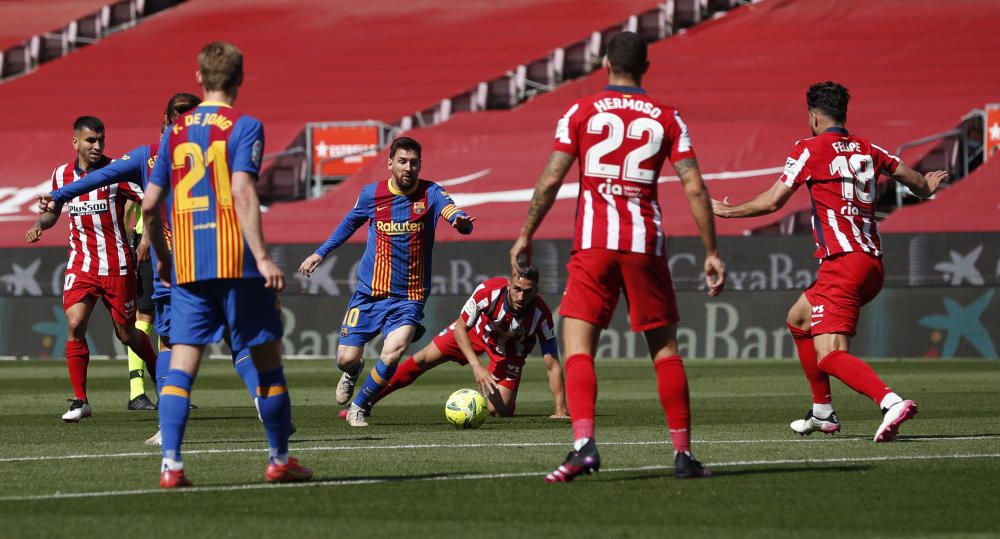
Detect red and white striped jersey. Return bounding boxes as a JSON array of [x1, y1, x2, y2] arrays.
[[51, 157, 143, 276], [459, 277, 558, 359], [553, 85, 696, 255], [779, 128, 900, 260]]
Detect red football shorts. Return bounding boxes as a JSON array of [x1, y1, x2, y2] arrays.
[[559, 249, 679, 332], [62, 269, 137, 325], [805, 252, 883, 336], [432, 327, 525, 392]]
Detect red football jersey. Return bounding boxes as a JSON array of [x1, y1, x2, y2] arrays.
[[459, 277, 557, 359], [778, 128, 900, 259], [553, 85, 696, 255], [52, 157, 142, 276]]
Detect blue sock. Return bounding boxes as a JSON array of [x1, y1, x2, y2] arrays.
[[231, 348, 259, 402], [257, 367, 292, 461], [353, 360, 397, 410], [155, 349, 172, 396], [159, 369, 193, 463]]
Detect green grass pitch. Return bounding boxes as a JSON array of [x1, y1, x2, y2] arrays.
[[1, 358, 998, 537]]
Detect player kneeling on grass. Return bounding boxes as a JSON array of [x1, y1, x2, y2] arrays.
[[341, 266, 568, 419]]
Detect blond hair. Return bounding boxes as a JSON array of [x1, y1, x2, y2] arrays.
[[197, 41, 243, 92]]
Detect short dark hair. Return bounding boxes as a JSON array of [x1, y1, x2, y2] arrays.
[[807, 81, 850, 124], [73, 116, 104, 133], [516, 264, 539, 283], [164, 92, 201, 123], [606, 31, 648, 79], [390, 136, 421, 159]]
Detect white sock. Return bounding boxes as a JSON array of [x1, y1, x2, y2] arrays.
[[813, 403, 835, 418], [161, 457, 184, 472], [573, 438, 590, 451], [880, 392, 903, 411], [269, 449, 289, 466]]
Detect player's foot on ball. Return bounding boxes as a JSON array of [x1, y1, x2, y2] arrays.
[[790, 410, 841, 436], [144, 429, 162, 446], [160, 469, 193, 489], [545, 438, 601, 483], [127, 394, 157, 411], [265, 457, 314, 483], [874, 399, 918, 443], [335, 359, 364, 405], [62, 399, 92, 423], [345, 404, 368, 427], [674, 451, 711, 479]]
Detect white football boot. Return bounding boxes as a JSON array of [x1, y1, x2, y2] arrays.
[[874, 400, 918, 442], [335, 359, 364, 405], [790, 410, 841, 435], [62, 399, 92, 423]]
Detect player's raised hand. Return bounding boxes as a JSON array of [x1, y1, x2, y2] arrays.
[[711, 196, 732, 218], [298, 253, 323, 276], [37, 194, 58, 213], [509, 235, 533, 277], [452, 214, 476, 235], [25, 224, 42, 243], [704, 253, 726, 297], [925, 170, 948, 195], [258, 258, 285, 291]]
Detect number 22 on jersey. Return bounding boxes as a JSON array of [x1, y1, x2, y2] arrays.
[[173, 140, 233, 212], [585, 112, 664, 184]]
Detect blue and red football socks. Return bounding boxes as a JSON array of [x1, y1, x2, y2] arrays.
[[353, 360, 397, 410], [231, 348, 260, 402], [257, 367, 292, 463], [155, 349, 172, 396], [370, 356, 424, 407], [159, 369, 193, 469]]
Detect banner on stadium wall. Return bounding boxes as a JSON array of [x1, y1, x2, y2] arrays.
[[985, 104, 1000, 163], [307, 121, 384, 179]]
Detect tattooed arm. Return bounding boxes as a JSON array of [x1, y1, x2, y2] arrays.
[[674, 157, 726, 297], [509, 151, 575, 275]]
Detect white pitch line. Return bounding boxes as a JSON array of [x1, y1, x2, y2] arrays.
[[0, 452, 997, 503], [1, 435, 997, 464]]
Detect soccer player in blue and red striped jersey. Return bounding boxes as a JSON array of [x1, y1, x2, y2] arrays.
[[40, 93, 264, 444], [143, 41, 311, 487], [298, 136, 474, 427]]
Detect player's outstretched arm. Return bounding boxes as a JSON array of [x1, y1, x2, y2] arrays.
[[510, 151, 574, 274], [675, 158, 726, 297], [232, 171, 284, 291], [302, 194, 370, 276], [453, 319, 499, 397], [711, 180, 795, 219], [891, 163, 947, 199], [542, 352, 568, 419], [25, 208, 60, 243]]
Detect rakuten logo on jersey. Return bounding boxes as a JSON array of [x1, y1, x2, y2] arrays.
[[597, 179, 642, 198], [376, 220, 423, 235], [68, 200, 109, 216]]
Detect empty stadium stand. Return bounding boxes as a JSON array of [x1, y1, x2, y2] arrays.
[[262, 0, 1000, 243], [880, 156, 1000, 233], [0, 0, 671, 246]]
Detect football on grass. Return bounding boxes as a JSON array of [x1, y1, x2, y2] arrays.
[[445, 388, 488, 429]]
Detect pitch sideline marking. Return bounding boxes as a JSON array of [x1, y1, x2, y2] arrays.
[[1, 434, 997, 464], [0, 452, 997, 502]]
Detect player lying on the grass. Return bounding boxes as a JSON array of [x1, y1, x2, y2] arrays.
[[712, 81, 945, 442], [39, 93, 265, 445], [26, 115, 159, 423], [341, 266, 568, 419], [298, 137, 474, 427], [144, 41, 310, 487]]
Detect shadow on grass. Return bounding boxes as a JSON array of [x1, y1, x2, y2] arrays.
[[616, 464, 870, 482], [184, 435, 389, 446]]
